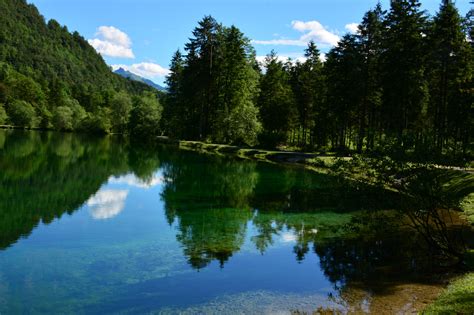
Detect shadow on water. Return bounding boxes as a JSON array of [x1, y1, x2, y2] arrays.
[[0, 130, 472, 313]]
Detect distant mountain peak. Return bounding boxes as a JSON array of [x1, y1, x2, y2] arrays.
[[114, 68, 166, 92]]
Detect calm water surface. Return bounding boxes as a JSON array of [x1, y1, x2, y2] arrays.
[[0, 130, 450, 314]]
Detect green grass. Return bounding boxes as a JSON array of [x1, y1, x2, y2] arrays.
[[422, 273, 474, 314], [424, 192, 474, 314], [461, 193, 474, 225]]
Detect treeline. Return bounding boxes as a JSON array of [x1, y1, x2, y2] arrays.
[[0, 0, 163, 136], [164, 0, 473, 161]]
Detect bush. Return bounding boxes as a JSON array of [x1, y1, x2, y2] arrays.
[[52, 106, 74, 130], [129, 93, 162, 138], [63, 97, 87, 130], [82, 107, 111, 134], [0, 103, 8, 124], [8, 100, 37, 127], [110, 91, 132, 133]]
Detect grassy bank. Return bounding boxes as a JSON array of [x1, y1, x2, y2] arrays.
[[423, 272, 474, 314], [161, 138, 346, 174], [423, 194, 474, 314]]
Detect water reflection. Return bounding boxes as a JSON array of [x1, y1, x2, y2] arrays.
[[87, 189, 129, 220], [0, 130, 471, 314]]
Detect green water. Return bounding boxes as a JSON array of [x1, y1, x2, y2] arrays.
[[0, 130, 457, 314]]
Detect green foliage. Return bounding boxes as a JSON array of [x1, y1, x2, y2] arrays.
[[290, 41, 326, 148], [1, 0, 472, 159], [424, 273, 474, 314], [7, 99, 37, 127], [0, 0, 155, 135], [129, 93, 162, 138], [258, 51, 297, 147], [66, 97, 87, 129], [110, 91, 132, 133], [164, 18, 262, 145], [0, 103, 8, 124], [81, 107, 112, 134], [52, 106, 74, 130]]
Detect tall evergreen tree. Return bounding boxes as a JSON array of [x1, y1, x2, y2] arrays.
[[291, 41, 326, 147], [183, 16, 221, 140], [325, 34, 363, 151], [163, 50, 185, 137], [258, 51, 297, 146], [356, 3, 385, 151], [213, 26, 261, 146], [427, 0, 473, 154], [381, 0, 428, 148]]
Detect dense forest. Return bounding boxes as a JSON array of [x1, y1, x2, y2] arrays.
[[164, 0, 473, 162], [0, 0, 163, 136], [0, 0, 472, 163]]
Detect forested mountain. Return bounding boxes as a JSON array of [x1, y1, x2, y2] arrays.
[[114, 68, 167, 92], [0, 0, 162, 135], [163, 0, 473, 163]]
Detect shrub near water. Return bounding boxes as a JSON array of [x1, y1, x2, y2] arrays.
[[7, 100, 37, 127], [53, 106, 74, 131], [0, 103, 8, 124]]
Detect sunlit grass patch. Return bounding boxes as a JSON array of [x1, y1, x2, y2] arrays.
[[423, 273, 474, 314]]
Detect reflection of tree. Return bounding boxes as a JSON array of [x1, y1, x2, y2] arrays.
[[160, 151, 258, 268], [0, 130, 155, 249], [175, 208, 252, 269], [250, 164, 400, 256], [252, 163, 400, 213], [127, 144, 161, 183], [331, 156, 474, 263]]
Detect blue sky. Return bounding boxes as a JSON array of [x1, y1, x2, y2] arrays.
[[29, 0, 471, 85]]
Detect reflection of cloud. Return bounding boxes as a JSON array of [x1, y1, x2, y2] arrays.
[[281, 232, 297, 243], [87, 189, 129, 220], [108, 173, 163, 189]]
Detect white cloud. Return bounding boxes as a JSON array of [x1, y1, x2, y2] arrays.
[[87, 189, 129, 220], [96, 26, 131, 47], [345, 23, 359, 34], [111, 62, 170, 79], [108, 173, 163, 189], [88, 26, 135, 59], [292, 20, 340, 47], [253, 20, 340, 48]]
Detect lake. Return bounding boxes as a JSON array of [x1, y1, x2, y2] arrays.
[[0, 130, 461, 314]]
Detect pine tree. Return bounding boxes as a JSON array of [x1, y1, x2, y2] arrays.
[[291, 41, 326, 148], [325, 34, 363, 151], [381, 0, 428, 148], [258, 51, 297, 147], [356, 3, 385, 151], [163, 50, 185, 138], [213, 26, 261, 146], [183, 16, 221, 140]]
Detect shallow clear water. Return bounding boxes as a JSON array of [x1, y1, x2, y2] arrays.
[[0, 130, 451, 314]]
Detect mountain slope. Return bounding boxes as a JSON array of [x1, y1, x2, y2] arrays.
[[0, 0, 146, 91], [0, 0, 157, 133], [115, 68, 167, 91]]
